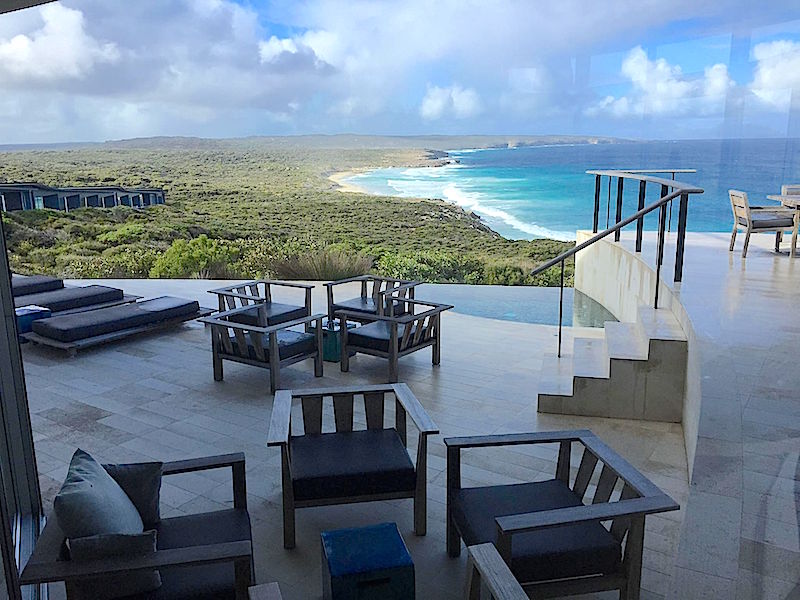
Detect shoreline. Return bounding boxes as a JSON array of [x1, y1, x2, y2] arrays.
[[327, 170, 373, 194]]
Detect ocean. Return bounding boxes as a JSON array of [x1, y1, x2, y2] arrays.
[[345, 139, 800, 241]]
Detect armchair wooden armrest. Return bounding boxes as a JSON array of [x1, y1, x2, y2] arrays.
[[267, 390, 293, 447], [258, 280, 313, 290], [495, 495, 678, 537], [164, 452, 248, 510], [323, 275, 370, 287], [444, 430, 589, 450], [22, 539, 252, 585], [466, 544, 528, 600], [392, 383, 438, 434], [162, 452, 245, 476], [201, 312, 323, 334]]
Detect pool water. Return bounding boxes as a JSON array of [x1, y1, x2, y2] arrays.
[[415, 284, 616, 327]]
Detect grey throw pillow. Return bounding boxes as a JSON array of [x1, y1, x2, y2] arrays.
[[54, 449, 143, 539], [68, 530, 161, 599], [103, 461, 163, 527]]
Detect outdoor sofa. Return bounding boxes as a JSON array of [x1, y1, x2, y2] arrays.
[[14, 284, 138, 314], [11, 273, 64, 296], [23, 296, 213, 355]]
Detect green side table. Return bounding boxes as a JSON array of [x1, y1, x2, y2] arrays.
[[309, 319, 357, 362]]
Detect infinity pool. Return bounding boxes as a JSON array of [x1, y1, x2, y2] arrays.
[[415, 284, 616, 327]]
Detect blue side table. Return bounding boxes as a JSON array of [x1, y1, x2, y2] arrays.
[[321, 522, 414, 599], [308, 318, 357, 362], [15, 305, 51, 342]]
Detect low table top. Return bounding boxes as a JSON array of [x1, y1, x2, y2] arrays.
[[321, 522, 413, 577]]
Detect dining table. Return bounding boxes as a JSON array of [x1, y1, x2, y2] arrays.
[[767, 193, 800, 255]]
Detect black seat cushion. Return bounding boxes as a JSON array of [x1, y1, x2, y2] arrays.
[[32, 297, 200, 343], [451, 479, 621, 583], [738, 214, 795, 228], [290, 429, 416, 501], [11, 274, 63, 296], [228, 302, 307, 327], [332, 297, 407, 318], [118, 509, 252, 600], [227, 330, 315, 361], [347, 321, 426, 352], [15, 285, 124, 312]]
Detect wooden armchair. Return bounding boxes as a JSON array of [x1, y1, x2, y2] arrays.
[[324, 275, 419, 324], [209, 280, 312, 327], [21, 453, 254, 600], [339, 297, 452, 382], [445, 430, 678, 600], [201, 306, 324, 393], [267, 383, 438, 549], [729, 189, 798, 257]]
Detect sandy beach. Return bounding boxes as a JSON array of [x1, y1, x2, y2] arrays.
[[328, 170, 372, 194]]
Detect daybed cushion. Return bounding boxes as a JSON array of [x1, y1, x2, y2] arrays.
[[104, 461, 163, 527], [227, 330, 316, 361], [31, 296, 200, 343], [229, 302, 307, 327], [450, 479, 621, 583], [54, 449, 144, 539], [347, 320, 427, 352], [11, 274, 64, 296], [15, 285, 124, 312], [68, 530, 161, 599], [332, 296, 407, 318], [289, 428, 416, 501], [116, 509, 251, 600], [738, 214, 795, 228]]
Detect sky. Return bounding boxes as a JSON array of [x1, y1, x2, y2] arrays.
[[0, 0, 799, 143]]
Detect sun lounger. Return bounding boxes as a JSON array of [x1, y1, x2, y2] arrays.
[[23, 296, 213, 355], [11, 274, 64, 296], [14, 285, 138, 314]]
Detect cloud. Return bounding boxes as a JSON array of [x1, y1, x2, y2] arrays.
[[0, 0, 797, 142], [420, 85, 481, 120], [750, 40, 800, 111], [586, 46, 733, 118], [259, 36, 299, 63], [0, 3, 118, 82]]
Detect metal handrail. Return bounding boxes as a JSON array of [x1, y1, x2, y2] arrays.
[[531, 169, 704, 357], [532, 188, 692, 275]]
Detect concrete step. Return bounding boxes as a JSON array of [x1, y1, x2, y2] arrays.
[[572, 337, 609, 378], [635, 305, 686, 342], [538, 353, 574, 396], [605, 321, 649, 360]]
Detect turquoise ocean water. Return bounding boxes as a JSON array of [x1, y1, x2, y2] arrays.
[[346, 139, 800, 241]]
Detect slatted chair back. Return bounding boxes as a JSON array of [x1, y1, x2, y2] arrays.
[[288, 386, 410, 443], [396, 303, 441, 353], [555, 439, 646, 558], [207, 308, 269, 362], [729, 189, 751, 225]]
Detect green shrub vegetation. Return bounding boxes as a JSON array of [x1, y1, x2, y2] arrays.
[[1, 139, 575, 285]]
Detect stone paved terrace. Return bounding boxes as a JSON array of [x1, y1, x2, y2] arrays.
[[578, 231, 800, 599], [24, 280, 688, 600]]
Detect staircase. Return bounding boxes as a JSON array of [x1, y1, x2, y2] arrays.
[[538, 305, 687, 422]]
